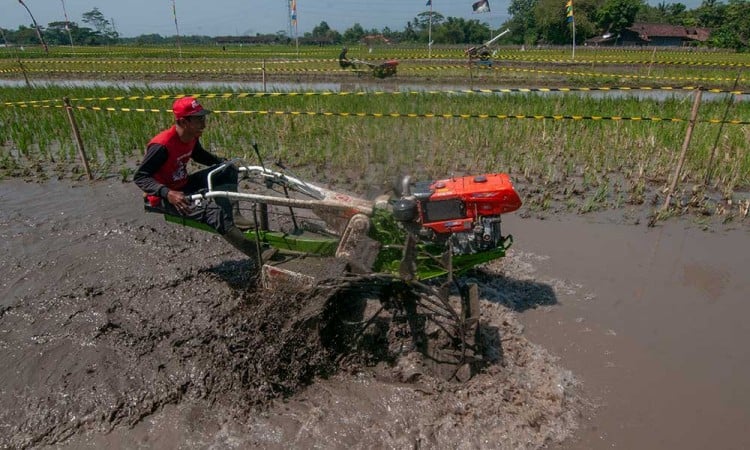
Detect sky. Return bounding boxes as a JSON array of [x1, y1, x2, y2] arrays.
[[1, 0, 704, 39]]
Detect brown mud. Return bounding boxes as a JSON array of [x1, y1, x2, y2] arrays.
[[1, 178, 586, 449], [508, 212, 750, 450], [2, 64, 748, 447]]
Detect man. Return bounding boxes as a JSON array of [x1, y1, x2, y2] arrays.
[[338, 47, 353, 69], [134, 96, 256, 260]]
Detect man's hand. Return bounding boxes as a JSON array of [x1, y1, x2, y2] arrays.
[[166, 189, 192, 215]]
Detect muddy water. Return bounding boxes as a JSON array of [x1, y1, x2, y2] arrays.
[[1, 178, 747, 449], [504, 214, 750, 449], [0, 178, 582, 449]]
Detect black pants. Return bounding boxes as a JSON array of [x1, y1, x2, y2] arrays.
[[150, 164, 238, 234]]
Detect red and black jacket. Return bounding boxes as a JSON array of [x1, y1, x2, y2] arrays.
[[134, 126, 222, 205]]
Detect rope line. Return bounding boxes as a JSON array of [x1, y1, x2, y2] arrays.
[[11, 103, 745, 124], [2, 85, 746, 107]]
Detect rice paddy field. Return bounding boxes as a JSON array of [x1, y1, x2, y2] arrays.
[[1, 43, 749, 223], [3, 44, 750, 450]]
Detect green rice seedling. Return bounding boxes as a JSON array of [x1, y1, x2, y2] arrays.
[[580, 183, 611, 213], [628, 175, 647, 205], [1, 73, 748, 209]]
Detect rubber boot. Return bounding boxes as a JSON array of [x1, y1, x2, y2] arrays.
[[222, 226, 260, 268], [216, 183, 254, 231], [231, 201, 255, 230]]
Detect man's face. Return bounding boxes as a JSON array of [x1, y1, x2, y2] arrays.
[[182, 115, 206, 136]]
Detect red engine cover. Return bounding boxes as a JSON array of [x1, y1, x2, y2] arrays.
[[422, 173, 522, 233]]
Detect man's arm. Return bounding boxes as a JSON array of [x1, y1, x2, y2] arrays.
[[133, 143, 170, 199], [191, 140, 224, 166]]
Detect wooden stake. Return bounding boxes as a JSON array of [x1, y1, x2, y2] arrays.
[[63, 97, 93, 180], [17, 57, 31, 88], [262, 59, 267, 92], [647, 47, 656, 77], [468, 58, 474, 90], [663, 88, 702, 211]]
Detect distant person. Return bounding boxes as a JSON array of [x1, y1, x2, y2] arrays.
[[134, 96, 256, 260], [339, 47, 353, 69]]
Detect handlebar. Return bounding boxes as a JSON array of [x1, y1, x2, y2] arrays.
[[206, 158, 243, 191], [204, 158, 325, 200]]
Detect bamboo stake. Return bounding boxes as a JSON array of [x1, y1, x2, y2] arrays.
[[63, 97, 93, 180], [662, 88, 702, 212], [647, 47, 656, 77], [262, 59, 267, 92], [16, 57, 31, 88], [468, 57, 474, 90], [2, 27, 32, 88]]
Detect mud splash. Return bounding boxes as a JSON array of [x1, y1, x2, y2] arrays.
[[0, 178, 585, 449]]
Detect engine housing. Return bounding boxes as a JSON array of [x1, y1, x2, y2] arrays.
[[393, 173, 522, 255]]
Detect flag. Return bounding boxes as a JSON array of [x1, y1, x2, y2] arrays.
[[291, 0, 297, 27], [566, 0, 574, 23], [472, 0, 490, 13], [426, 0, 432, 5]]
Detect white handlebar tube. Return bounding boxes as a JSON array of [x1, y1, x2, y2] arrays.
[[206, 160, 325, 200], [186, 190, 373, 216], [484, 29, 510, 47], [239, 165, 326, 200], [190, 161, 375, 217], [206, 158, 243, 192]]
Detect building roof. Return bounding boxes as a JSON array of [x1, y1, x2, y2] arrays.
[[626, 23, 711, 42]]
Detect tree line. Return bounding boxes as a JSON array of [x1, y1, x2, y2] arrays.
[[1, 7, 118, 46], [1, 1, 748, 50], [504, 0, 750, 50]]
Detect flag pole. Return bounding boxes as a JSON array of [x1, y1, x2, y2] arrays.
[[428, 1, 433, 59], [572, 18, 576, 60], [171, 0, 182, 59], [17, 0, 48, 54], [60, 0, 74, 48], [296, 2, 299, 57], [566, 0, 575, 60], [291, 0, 299, 56]]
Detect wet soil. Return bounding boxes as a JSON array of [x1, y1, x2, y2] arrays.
[[506, 213, 750, 450], [2, 66, 748, 448], [1, 178, 587, 449]]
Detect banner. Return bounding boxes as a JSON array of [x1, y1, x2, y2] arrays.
[[472, 0, 490, 13], [566, 0, 574, 23]]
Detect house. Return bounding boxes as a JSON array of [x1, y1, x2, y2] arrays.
[[361, 34, 391, 48], [585, 22, 711, 47]]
